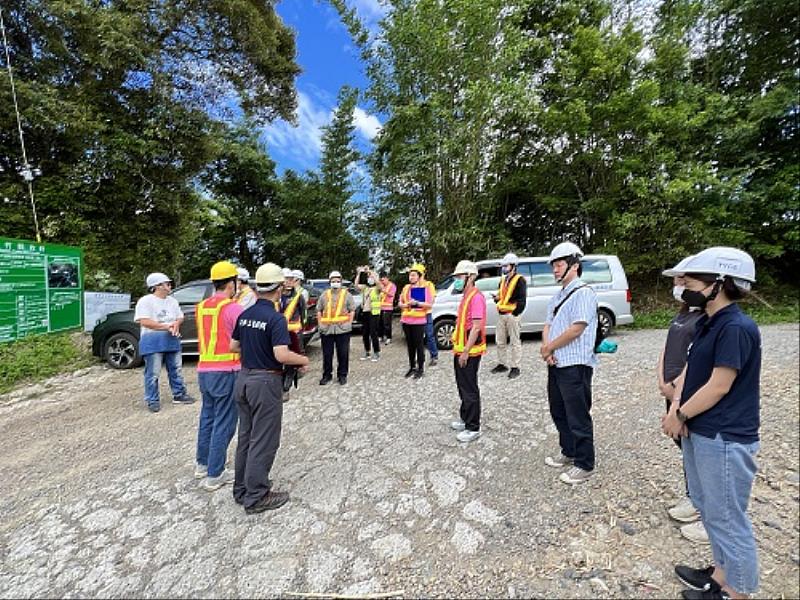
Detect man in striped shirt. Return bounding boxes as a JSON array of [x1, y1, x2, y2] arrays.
[[540, 242, 599, 485]]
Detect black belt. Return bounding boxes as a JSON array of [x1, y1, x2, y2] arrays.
[[243, 368, 282, 374]]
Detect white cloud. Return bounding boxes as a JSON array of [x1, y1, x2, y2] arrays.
[[351, 0, 387, 23], [352, 106, 382, 140], [262, 91, 332, 165]]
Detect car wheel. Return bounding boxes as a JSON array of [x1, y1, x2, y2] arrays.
[[598, 309, 614, 338], [434, 318, 455, 351], [104, 332, 142, 369]]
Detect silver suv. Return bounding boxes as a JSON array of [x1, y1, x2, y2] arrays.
[[430, 255, 634, 350]]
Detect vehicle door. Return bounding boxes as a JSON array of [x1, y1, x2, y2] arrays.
[[519, 261, 560, 332], [170, 283, 213, 353]]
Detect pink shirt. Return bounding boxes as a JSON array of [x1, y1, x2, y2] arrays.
[[197, 293, 244, 373], [465, 289, 487, 326]]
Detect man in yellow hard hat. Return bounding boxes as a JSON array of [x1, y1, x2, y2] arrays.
[[194, 260, 244, 491]]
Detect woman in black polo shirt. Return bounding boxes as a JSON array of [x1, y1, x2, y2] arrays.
[[661, 247, 760, 600]]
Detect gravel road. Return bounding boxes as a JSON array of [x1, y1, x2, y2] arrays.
[[0, 324, 797, 599]]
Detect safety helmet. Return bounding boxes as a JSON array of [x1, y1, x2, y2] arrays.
[[290, 269, 305, 281], [329, 270, 343, 280], [453, 260, 478, 276], [254, 263, 285, 290], [237, 267, 250, 281], [282, 267, 292, 278], [146, 272, 172, 288], [210, 261, 239, 282], [679, 247, 756, 288], [548, 242, 584, 264], [409, 263, 426, 275], [501, 252, 519, 266], [662, 255, 695, 278]]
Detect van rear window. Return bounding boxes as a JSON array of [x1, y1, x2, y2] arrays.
[[581, 259, 612, 283]]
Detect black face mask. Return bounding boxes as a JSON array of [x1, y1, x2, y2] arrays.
[[682, 282, 719, 309]]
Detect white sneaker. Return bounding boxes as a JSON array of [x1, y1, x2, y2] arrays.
[[456, 429, 481, 443], [680, 521, 710, 544], [450, 419, 466, 431], [544, 452, 574, 468], [371, 353, 380, 362], [194, 462, 207, 479], [668, 497, 700, 523], [202, 469, 234, 491], [559, 466, 593, 484], [360, 352, 370, 361]]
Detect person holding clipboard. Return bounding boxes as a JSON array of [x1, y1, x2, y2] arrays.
[[398, 263, 433, 379]]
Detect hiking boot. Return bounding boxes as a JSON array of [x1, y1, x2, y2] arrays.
[[147, 402, 161, 413], [245, 490, 290, 514], [194, 462, 207, 479], [404, 368, 415, 378], [338, 376, 347, 385], [668, 497, 700, 523], [202, 469, 234, 491], [450, 419, 466, 431], [371, 353, 380, 362], [559, 466, 593, 484], [491, 364, 508, 374], [429, 357, 438, 367], [172, 394, 196, 405], [360, 352, 370, 361], [544, 452, 574, 468], [413, 369, 423, 379], [680, 579, 730, 600], [456, 429, 481, 443], [680, 521, 710, 544], [675, 565, 715, 591], [508, 368, 520, 379], [319, 376, 332, 386]]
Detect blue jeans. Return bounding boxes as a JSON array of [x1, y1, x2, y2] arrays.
[[683, 432, 760, 594], [196, 371, 239, 478], [143, 351, 187, 406], [425, 313, 438, 359]]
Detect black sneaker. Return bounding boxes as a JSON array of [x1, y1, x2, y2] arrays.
[[172, 395, 196, 405], [245, 490, 290, 514], [404, 368, 415, 378], [147, 403, 160, 413], [413, 369, 423, 379], [338, 376, 347, 385], [508, 367, 520, 379], [680, 581, 729, 600], [429, 357, 438, 367], [675, 565, 715, 591], [491, 364, 508, 374], [319, 376, 332, 386]]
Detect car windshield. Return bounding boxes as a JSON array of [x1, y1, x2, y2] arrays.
[[436, 275, 455, 290], [171, 285, 208, 304]]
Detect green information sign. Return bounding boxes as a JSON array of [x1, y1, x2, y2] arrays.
[[0, 237, 84, 343]]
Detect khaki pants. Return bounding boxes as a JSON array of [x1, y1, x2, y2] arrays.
[[496, 313, 521, 368]]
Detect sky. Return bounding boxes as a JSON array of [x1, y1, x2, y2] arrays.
[[261, 0, 386, 176]]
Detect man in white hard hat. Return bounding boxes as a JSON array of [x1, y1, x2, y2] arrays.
[[289, 269, 309, 304], [540, 242, 598, 485], [491, 252, 527, 379], [448, 260, 487, 443], [134, 272, 195, 412], [235, 267, 256, 309], [316, 270, 355, 385], [229, 263, 309, 514]]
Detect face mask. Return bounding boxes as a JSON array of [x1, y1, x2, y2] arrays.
[[367, 278, 375, 286], [681, 287, 709, 309], [330, 281, 342, 289], [452, 278, 465, 292], [502, 265, 512, 274], [672, 285, 685, 302]]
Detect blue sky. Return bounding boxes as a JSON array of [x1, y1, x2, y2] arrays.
[[261, 0, 385, 176]]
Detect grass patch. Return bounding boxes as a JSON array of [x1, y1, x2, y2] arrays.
[[0, 331, 97, 395], [627, 296, 799, 330]]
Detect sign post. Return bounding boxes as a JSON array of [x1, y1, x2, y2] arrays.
[[0, 237, 84, 343]]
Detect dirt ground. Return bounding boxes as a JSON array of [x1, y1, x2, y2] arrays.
[[0, 324, 797, 599]]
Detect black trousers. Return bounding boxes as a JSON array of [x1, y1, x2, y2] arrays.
[[402, 323, 426, 370], [321, 332, 350, 379], [233, 369, 283, 508], [380, 310, 393, 340], [547, 365, 595, 471], [361, 313, 381, 353], [455, 354, 482, 431]]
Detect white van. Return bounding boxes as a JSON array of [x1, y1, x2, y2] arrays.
[[430, 255, 634, 349]]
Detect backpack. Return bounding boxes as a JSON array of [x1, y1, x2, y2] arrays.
[[551, 285, 606, 352]]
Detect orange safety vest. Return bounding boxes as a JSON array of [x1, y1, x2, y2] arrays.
[[380, 281, 396, 311], [400, 284, 427, 319], [319, 288, 349, 325], [452, 287, 487, 356], [496, 273, 522, 314], [196, 296, 240, 369], [274, 291, 303, 332]]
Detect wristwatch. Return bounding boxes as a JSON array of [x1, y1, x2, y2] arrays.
[[676, 408, 689, 423]]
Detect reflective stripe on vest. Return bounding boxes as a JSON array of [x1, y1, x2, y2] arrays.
[[196, 297, 240, 368], [380, 282, 396, 310], [497, 273, 522, 313], [451, 288, 487, 356], [319, 289, 349, 325], [274, 291, 303, 332], [400, 284, 426, 319]]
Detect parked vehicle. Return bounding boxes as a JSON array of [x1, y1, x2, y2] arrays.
[[91, 280, 321, 369], [430, 255, 634, 350]]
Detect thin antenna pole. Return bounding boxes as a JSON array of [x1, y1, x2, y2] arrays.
[[0, 6, 41, 243]]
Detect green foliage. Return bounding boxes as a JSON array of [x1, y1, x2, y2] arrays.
[[0, 333, 96, 394]]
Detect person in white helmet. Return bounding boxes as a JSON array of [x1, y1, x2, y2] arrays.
[[289, 269, 309, 304], [540, 241, 598, 485], [235, 267, 256, 309], [660, 248, 761, 600], [133, 272, 195, 412], [316, 270, 355, 385], [491, 252, 527, 379]]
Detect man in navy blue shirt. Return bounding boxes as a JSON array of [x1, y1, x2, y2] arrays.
[[230, 263, 309, 514]]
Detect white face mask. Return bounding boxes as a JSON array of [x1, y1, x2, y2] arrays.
[[330, 281, 342, 289], [672, 285, 685, 302]]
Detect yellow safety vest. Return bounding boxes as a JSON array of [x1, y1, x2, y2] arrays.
[[319, 289, 349, 325], [275, 291, 303, 332], [196, 297, 240, 368], [497, 273, 522, 314], [452, 288, 486, 356]]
